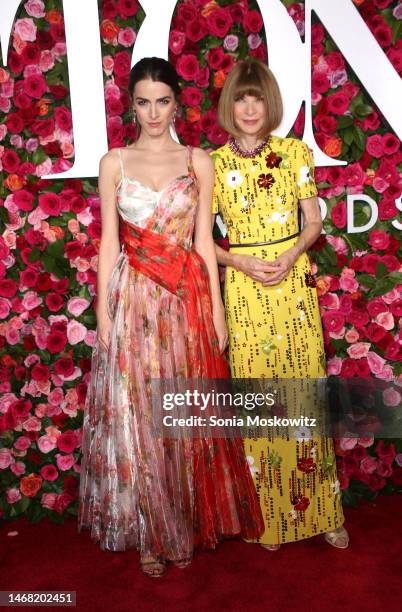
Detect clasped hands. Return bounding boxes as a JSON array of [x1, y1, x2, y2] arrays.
[[237, 248, 298, 286]]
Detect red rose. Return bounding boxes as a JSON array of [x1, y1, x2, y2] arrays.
[[207, 7, 233, 38], [312, 72, 330, 94], [367, 297, 387, 318], [366, 134, 384, 158], [20, 268, 39, 288], [169, 30, 186, 55], [54, 357, 75, 378], [181, 86, 203, 107], [384, 341, 402, 361], [64, 240, 84, 259], [114, 51, 131, 77], [322, 310, 345, 333], [37, 30, 53, 50], [382, 133, 400, 155], [8, 50, 24, 73], [6, 113, 25, 134], [312, 23, 324, 44], [54, 492, 75, 515], [221, 54, 235, 74], [49, 84, 69, 99], [0, 279, 18, 298], [331, 200, 347, 229], [11, 399, 32, 418], [387, 46, 402, 76], [340, 358, 357, 378], [177, 2, 198, 22], [22, 43, 41, 66], [41, 464, 59, 481], [57, 430, 79, 453], [54, 106, 72, 131], [381, 255, 399, 272], [185, 19, 208, 43], [45, 293, 64, 312], [176, 54, 200, 82], [326, 92, 349, 115], [368, 229, 390, 251], [31, 364, 50, 382], [23, 74, 47, 99], [390, 299, 402, 318], [20, 473, 42, 498], [2, 150, 20, 173], [362, 253, 381, 275], [46, 330, 67, 353], [347, 308, 369, 328], [314, 115, 337, 135], [118, 0, 138, 18], [325, 51, 345, 71], [373, 24, 392, 48], [344, 162, 366, 186], [206, 47, 225, 69], [102, 1, 118, 19], [38, 193, 62, 216], [243, 10, 263, 33], [365, 323, 386, 343], [31, 118, 55, 137], [354, 358, 371, 378]]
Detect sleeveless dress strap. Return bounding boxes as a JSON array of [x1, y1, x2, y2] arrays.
[[117, 147, 125, 182], [186, 146, 195, 177]]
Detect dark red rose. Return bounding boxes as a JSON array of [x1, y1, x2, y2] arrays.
[[326, 51, 345, 71], [367, 298, 387, 318], [54, 357, 75, 378], [50, 24, 66, 43], [31, 118, 55, 137], [390, 300, 402, 318], [312, 72, 330, 94], [340, 358, 357, 378], [347, 307, 369, 328], [2, 150, 20, 173], [76, 382, 88, 404], [38, 193, 62, 216], [373, 24, 392, 48], [41, 465, 59, 481], [314, 115, 337, 135], [49, 84, 69, 99], [331, 200, 347, 229], [54, 106, 72, 131], [354, 358, 371, 378], [46, 330, 67, 354], [207, 7, 233, 37], [37, 273, 52, 292], [43, 142, 63, 157], [391, 467, 402, 487], [87, 220, 101, 239], [117, 0, 138, 17], [0, 279, 18, 298], [53, 278, 69, 294], [11, 399, 32, 418], [21, 43, 41, 65], [206, 47, 225, 70], [64, 241, 84, 259], [327, 92, 350, 115], [381, 255, 399, 272], [105, 97, 124, 116], [23, 74, 47, 99], [8, 51, 24, 73], [376, 332, 393, 351], [176, 54, 200, 82], [63, 475, 78, 496], [384, 341, 402, 361], [114, 51, 131, 77], [36, 30, 53, 50], [243, 10, 263, 33], [54, 492, 75, 514], [185, 19, 208, 43], [362, 254, 381, 275], [6, 112, 25, 134], [31, 363, 50, 382], [57, 430, 79, 453], [181, 86, 203, 107], [45, 293, 64, 312], [387, 45, 402, 76], [365, 323, 386, 343], [20, 267, 39, 288]]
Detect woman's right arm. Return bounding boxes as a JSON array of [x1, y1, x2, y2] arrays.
[[96, 150, 121, 350], [213, 218, 278, 284]]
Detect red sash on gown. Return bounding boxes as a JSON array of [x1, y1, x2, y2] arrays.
[[121, 217, 264, 545]]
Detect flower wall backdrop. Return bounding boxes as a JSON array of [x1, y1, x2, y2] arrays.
[[0, 0, 401, 523]]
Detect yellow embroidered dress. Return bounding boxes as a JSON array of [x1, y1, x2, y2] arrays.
[[211, 136, 344, 545]]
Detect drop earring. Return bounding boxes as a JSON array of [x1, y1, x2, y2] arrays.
[[131, 109, 137, 125]]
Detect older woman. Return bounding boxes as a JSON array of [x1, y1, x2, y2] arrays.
[[211, 59, 349, 551]]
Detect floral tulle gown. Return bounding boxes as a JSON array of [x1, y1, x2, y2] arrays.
[[78, 146, 264, 563]]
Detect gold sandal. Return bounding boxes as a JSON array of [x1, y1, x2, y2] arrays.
[[140, 556, 166, 578], [260, 543, 281, 551], [324, 526, 349, 549]]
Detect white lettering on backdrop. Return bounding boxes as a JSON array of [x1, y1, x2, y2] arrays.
[[0, 0, 401, 232]]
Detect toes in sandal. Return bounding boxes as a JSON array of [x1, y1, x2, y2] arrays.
[[324, 526, 349, 549], [140, 557, 166, 578], [261, 543, 281, 551]]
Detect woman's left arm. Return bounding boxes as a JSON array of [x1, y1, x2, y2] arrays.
[[192, 148, 228, 352], [261, 196, 323, 286]]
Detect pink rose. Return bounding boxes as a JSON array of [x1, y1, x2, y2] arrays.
[[368, 229, 390, 251], [357, 434, 374, 448], [224, 34, 239, 52], [24, 0, 45, 18], [11, 462, 26, 476], [366, 134, 384, 158], [14, 18, 37, 42], [376, 311, 394, 330], [6, 488, 22, 504], [339, 274, 359, 293], [67, 297, 90, 317], [346, 342, 371, 359], [326, 235, 348, 255], [367, 351, 386, 375], [0, 448, 13, 469], [383, 387, 401, 407], [118, 27, 136, 48], [327, 356, 342, 375], [37, 435, 57, 454], [67, 320, 87, 345], [169, 30, 185, 55], [41, 492, 57, 509], [56, 453, 75, 471], [14, 436, 31, 451], [339, 436, 358, 451], [345, 328, 360, 343], [22, 291, 42, 311], [360, 456, 377, 474]]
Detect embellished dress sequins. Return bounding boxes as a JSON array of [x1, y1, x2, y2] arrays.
[[211, 136, 345, 545], [78, 146, 264, 562]]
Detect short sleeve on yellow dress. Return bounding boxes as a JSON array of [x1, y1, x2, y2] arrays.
[[294, 140, 318, 200], [211, 135, 345, 546]]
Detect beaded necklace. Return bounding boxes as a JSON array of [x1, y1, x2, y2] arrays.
[[228, 135, 271, 158]]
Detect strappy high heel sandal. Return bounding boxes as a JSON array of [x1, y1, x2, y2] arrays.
[[324, 526, 349, 549], [140, 556, 166, 578]]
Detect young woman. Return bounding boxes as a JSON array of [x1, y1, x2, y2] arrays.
[[211, 59, 349, 551], [78, 57, 263, 577]]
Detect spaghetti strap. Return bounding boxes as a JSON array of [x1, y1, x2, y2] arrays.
[[186, 146, 194, 176], [117, 147, 125, 182]]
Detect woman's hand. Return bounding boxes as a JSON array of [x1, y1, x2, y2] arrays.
[[235, 253, 280, 283], [212, 303, 229, 353], [96, 309, 112, 352], [261, 247, 299, 286]]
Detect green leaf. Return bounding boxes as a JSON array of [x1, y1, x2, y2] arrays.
[[392, 20, 402, 45], [28, 247, 41, 262], [357, 274, 376, 289], [337, 116, 354, 129], [368, 278, 395, 299], [375, 262, 388, 280], [353, 126, 366, 151], [46, 239, 65, 258], [388, 271, 402, 284], [355, 104, 373, 118], [343, 126, 354, 146], [32, 148, 48, 166]]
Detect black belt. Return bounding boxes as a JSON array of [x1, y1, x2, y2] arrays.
[[229, 232, 300, 248]]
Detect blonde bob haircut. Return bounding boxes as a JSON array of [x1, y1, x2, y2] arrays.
[[218, 59, 283, 139]]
